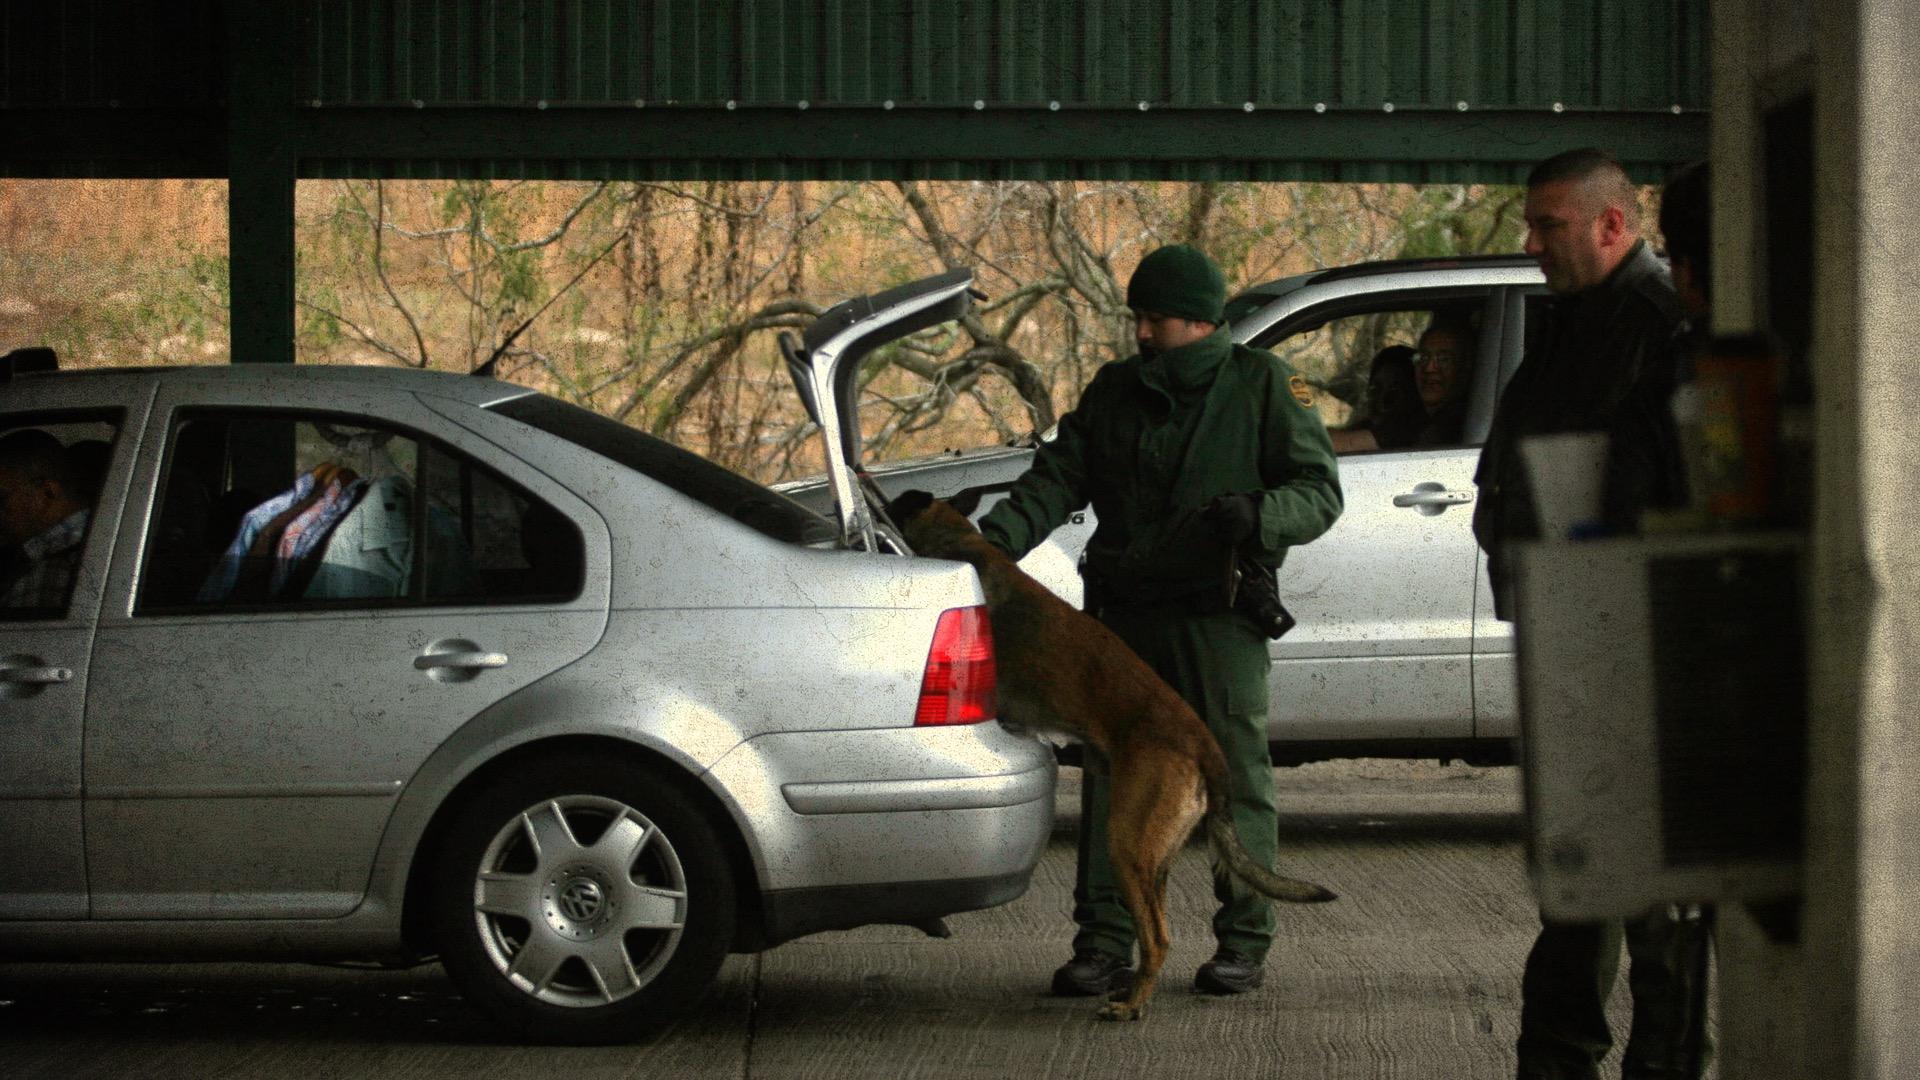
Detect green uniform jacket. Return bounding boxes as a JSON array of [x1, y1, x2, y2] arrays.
[[980, 326, 1342, 607], [983, 328, 1340, 957]]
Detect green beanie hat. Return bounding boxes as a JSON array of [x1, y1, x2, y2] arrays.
[[1126, 244, 1226, 324]]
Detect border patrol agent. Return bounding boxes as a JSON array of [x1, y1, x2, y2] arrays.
[[978, 244, 1342, 997]]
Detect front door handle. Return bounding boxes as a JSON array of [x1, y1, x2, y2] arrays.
[[1392, 483, 1475, 516], [0, 655, 74, 699]]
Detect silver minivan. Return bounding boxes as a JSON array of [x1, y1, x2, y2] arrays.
[[0, 274, 1052, 1045], [784, 255, 1549, 764]]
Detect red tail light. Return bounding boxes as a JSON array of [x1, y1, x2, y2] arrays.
[[914, 605, 997, 726]]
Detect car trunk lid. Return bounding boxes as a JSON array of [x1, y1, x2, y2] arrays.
[[781, 268, 977, 550]]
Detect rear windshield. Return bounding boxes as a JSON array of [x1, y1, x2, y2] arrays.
[[492, 395, 836, 547]]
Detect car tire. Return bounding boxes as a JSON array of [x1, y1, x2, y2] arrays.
[[430, 753, 735, 1044]]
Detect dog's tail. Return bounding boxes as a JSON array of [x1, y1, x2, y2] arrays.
[[1200, 749, 1338, 904]]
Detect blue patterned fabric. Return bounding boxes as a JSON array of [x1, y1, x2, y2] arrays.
[[196, 473, 314, 602], [270, 476, 367, 596]]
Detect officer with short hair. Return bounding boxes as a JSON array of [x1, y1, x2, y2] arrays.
[[979, 243, 1343, 998]]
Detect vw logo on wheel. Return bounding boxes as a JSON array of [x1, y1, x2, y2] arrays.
[[559, 877, 604, 922]]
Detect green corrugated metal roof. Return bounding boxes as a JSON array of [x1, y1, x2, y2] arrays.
[[5, 0, 1706, 181], [295, 0, 1703, 112]]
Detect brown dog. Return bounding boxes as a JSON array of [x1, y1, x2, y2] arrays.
[[886, 491, 1336, 1021]]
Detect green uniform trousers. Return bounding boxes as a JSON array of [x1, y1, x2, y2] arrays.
[[1516, 905, 1714, 1080], [1069, 604, 1276, 962]]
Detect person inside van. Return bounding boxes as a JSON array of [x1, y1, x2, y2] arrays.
[[1329, 344, 1423, 452], [1411, 318, 1476, 446]]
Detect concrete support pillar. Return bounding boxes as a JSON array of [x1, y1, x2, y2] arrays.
[[1842, 3, 1920, 1075], [1710, 1, 1920, 1077]]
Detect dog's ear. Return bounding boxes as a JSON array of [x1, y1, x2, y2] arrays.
[[947, 487, 985, 518], [885, 489, 937, 525]]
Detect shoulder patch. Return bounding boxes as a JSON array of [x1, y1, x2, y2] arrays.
[[1288, 374, 1315, 408]]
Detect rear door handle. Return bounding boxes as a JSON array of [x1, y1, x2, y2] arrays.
[[413, 651, 509, 671]]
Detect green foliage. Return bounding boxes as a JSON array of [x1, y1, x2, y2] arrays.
[[437, 184, 470, 224], [495, 248, 548, 310], [187, 252, 230, 309], [301, 283, 345, 347], [1395, 185, 1526, 259]]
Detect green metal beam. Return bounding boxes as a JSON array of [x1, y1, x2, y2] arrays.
[[294, 104, 1704, 171], [225, 4, 297, 364], [0, 102, 1705, 180]]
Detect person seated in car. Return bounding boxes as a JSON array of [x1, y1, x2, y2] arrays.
[[0, 429, 93, 611], [1411, 318, 1476, 446], [1329, 344, 1424, 452], [65, 438, 112, 499]]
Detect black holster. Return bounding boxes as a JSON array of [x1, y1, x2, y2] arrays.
[[1229, 554, 1296, 640]]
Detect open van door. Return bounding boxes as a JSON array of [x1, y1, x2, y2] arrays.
[[781, 268, 976, 550]]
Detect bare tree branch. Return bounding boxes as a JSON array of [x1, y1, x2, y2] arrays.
[[629, 182, 779, 219], [474, 228, 628, 377], [295, 298, 419, 367], [1474, 189, 1524, 253], [344, 180, 433, 367], [608, 298, 825, 423], [1181, 181, 1220, 246], [492, 182, 611, 252], [893, 180, 1058, 432]]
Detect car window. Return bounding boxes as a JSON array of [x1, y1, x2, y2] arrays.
[[137, 410, 584, 613], [1260, 299, 1492, 456], [0, 412, 121, 620], [492, 394, 835, 547]]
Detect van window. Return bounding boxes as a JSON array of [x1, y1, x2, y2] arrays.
[[1267, 301, 1491, 455]]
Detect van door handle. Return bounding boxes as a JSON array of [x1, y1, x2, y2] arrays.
[[1392, 489, 1473, 507], [1392, 484, 1475, 516]]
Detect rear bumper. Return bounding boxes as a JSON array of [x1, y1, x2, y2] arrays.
[[756, 868, 1033, 948], [704, 721, 1056, 899]]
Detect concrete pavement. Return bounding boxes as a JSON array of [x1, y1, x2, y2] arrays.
[[0, 762, 1700, 1079]]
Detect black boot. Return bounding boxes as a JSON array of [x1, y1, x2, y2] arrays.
[[1194, 949, 1265, 994], [1050, 949, 1135, 997]]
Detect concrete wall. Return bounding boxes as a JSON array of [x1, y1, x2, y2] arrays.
[[1847, 5, 1920, 1075], [1711, 1, 1920, 1076]]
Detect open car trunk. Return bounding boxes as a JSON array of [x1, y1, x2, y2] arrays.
[[781, 268, 977, 550]]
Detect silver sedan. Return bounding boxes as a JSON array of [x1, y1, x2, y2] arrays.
[[0, 328, 1053, 1044]]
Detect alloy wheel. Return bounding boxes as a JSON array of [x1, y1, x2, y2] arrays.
[[470, 794, 688, 1008]]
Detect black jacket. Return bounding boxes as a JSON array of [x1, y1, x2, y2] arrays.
[[1414, 398, 1469, 447], [1472, 240, 1686, 619]]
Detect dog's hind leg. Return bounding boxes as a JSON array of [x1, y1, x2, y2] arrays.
[[1096, 840, 1166, 1022], [1095, 756, 1206, 1022]]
